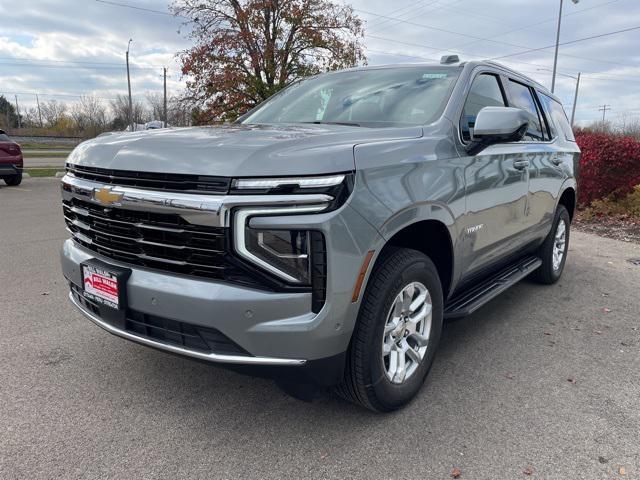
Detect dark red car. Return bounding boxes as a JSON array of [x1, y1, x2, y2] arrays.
[[0, 130, 23, 186]]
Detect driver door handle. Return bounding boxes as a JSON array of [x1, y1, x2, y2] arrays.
[[513, 159, 530, 170]]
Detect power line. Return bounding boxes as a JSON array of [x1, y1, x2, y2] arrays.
[[365, 0, 436, 30], [94, 0, 184, 18], [0, 62, 161, 71], [491, 24, 640, 60], [0, 55, 165, 69], [358, 6, 640, 70], [366, 33, 640, 82]]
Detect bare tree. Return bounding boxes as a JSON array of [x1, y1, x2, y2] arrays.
[[110, 94, 149, 130], [146, 93, 164, 121], [71, 96, 109, 135], [40, 100, 68, 128]]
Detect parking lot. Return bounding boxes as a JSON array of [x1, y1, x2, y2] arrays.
[[1, 177, 639, 479]]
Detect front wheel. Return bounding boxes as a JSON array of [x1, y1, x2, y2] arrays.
[[531, 204, 570, 284], [336, 247, 443, 412]]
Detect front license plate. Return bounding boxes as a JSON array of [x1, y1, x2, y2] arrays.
[[82, 263, 123, 310]]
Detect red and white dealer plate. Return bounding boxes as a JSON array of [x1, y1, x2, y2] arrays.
[[82, 264, 120, 309]]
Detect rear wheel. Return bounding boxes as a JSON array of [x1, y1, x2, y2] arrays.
[[336, 247, 443, 412], [4, 172, 22, 186], [531, 204, 570, 284]]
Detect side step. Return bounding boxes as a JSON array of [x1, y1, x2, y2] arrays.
[[444, 256, 542, 319]]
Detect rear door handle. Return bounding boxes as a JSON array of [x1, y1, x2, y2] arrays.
[[513, 159, 530, 170]]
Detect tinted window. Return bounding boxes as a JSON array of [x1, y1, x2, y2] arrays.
[[508, 80, 545, 141], [540, 94, 576, 142], [242, 67, 461, 127], [460, 73, 506, 141], [0, 134, 10, 142]]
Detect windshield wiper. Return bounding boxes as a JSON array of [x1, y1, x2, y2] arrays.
[[301, 121, 362, 127]]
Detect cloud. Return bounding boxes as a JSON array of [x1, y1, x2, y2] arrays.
[[1, 0, 639, 125]]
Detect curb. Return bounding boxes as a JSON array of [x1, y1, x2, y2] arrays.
[[55, 172, 66, 178], [22, 173, 31, 178]]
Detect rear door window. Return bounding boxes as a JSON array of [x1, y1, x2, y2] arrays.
[[460, 73, 507, 142], [539, 94, 576, 142], [507, 80, 546, 141]]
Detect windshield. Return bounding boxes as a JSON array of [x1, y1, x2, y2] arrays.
[[241, 66, 461, 127]]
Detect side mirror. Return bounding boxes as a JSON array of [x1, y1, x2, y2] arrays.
[[466, 107, 529, 155]]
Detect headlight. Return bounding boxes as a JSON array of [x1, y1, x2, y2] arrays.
[[231, 172, 354, 212], [245, 229, 311, 283], [234, 205, 327, 284]]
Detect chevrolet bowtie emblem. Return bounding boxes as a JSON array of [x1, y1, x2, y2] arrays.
[[93, 187, 123, 206]]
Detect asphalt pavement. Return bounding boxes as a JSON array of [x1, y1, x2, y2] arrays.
[[1, 177, 639, 479]]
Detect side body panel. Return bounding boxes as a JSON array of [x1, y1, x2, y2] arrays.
[[349, 119, 466, 297]]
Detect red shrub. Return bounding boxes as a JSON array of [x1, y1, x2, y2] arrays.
[[575, 132, 640, 206]]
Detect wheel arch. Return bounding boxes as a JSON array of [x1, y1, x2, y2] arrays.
[[369, 218, 455, 300], [557, 183, 577, 221]]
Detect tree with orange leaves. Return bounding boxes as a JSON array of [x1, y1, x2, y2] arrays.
[[172, 0, 365, 123]]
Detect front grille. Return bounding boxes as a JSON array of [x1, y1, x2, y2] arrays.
[[70, 284, 249, 356], [66, 164, 231, 194], [63, 197, 248, 281]]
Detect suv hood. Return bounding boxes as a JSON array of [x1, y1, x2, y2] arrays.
[[67, 124, 422, 177]]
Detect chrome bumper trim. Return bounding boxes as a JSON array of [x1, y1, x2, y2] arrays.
[[68, 292, 307, 366], [61, 174, 332, 227]]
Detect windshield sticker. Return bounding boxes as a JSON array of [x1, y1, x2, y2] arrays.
[[422, 73, 448, 79]]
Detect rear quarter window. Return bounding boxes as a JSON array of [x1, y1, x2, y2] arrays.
[[540, 94, 576, 142]]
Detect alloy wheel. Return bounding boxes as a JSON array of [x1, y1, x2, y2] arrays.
[[382, 281, 433, 384], [552, 219, 567, 271]]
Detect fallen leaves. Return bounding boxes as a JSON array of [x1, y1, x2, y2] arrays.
[[451, 467, 462, 478], [567, 377, 577, 384], [523, 466, 535, 476], [603, 307, 611, 313], [619, 466, 626, 476]]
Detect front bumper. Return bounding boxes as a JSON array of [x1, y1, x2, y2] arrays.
[[68, 289, 304, 366], [60, 171, 383, 385]]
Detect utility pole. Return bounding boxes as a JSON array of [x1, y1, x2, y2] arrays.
[[126, 38, 133, 131], [36, 93, 43, 128], [14, 95, 21, 129], [569, 72, 580, 127], [163, 67, 167, 128], [599, 104, 611, 124]]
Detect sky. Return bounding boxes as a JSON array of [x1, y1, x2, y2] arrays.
[[0, 0, 639, 126]]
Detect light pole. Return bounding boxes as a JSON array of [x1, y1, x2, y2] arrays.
[[551, 0, 579, 94], [126, 38, 133, 131]]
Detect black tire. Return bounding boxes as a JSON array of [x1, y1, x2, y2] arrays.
[[336, 247, 443, 412], [4, 173, 22, 186], [531, 204, 570, 284]]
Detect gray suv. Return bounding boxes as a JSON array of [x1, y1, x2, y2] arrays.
[[60, 58, 579, 411]]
